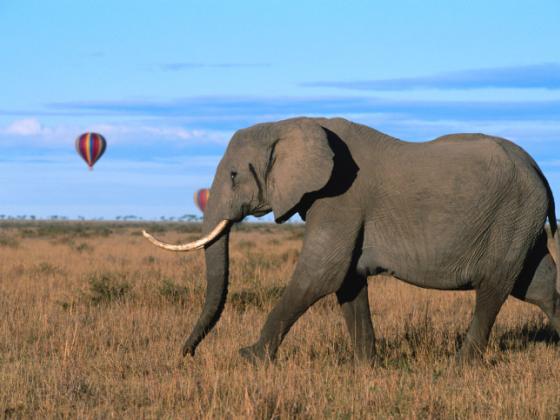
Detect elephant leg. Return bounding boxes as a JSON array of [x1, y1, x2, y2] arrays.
[[239, 220, 361, 362], [511, 252, 560, 335], [336, 273, 375, 363], [458, 283, 510, 362]]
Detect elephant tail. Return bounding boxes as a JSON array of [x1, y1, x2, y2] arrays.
[[542, 173, 560, 291]]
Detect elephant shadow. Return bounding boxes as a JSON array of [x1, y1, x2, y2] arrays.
[[496, 323, 559, 352], [453, 323, 558, 356], [297, 127, 359, 220], [367, 322, 558, 368]]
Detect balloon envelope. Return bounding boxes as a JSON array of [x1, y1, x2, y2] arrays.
[[194, 188, 210, 213], [75, 132, 107, 169]]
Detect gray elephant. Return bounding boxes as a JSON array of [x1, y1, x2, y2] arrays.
[[144, 117, 560, 363]]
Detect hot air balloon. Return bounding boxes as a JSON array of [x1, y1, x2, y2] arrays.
[[194, 188, 210, 213], [75, 132, 106, 170]]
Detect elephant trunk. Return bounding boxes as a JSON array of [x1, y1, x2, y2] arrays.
[[181, 210, 231, 357]]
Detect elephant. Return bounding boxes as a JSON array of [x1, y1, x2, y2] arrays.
[[143, 117, 560, 363]]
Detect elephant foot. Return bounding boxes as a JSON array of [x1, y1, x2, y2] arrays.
[[182, 339, 198, 357], [352, 345, 377, 366], [354, 353, 377, 367], [239, 344, 273, 364], [455, 340, 485, 366]]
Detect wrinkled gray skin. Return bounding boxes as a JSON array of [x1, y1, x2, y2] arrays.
[[184, 117, 560, 363]]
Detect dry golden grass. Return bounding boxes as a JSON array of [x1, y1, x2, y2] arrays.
[[1, 221, 559, 418]]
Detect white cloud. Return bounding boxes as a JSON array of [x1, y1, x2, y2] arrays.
[[0, 118, 231, 146], [0, 118, 75, 143], [4, 118, 44, 136], [90, 123, 229, 143]]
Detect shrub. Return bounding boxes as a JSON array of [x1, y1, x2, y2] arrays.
[[0, 234, 19, 248], [87, 272, 132, 305], [74, 243, 93, 253], [143, 255, 157, 265], [159, 279, 190, 305], [33, 262, 63, 276], [229, 286, 284, 313]]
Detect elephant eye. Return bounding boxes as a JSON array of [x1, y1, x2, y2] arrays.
[[230, 171, 238, 184]]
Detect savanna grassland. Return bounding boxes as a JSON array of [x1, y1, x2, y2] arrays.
[[1, 221, 559, 418]]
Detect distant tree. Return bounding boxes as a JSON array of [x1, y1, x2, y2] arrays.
[[180, 214, 200, 222]]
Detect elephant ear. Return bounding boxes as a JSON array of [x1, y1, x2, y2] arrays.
[[267, 119, 334, 222]]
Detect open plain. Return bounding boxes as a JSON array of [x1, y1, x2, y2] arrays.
[[1, 221, 559, 418]]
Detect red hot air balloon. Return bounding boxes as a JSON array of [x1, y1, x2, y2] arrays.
[[75, 132, 107, 170], [194, 188, 210, 213]]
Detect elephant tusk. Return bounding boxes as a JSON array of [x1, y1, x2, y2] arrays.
[[142, 220, 230, 252]]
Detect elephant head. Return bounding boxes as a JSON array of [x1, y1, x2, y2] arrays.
[[143, 118, 338, 356]]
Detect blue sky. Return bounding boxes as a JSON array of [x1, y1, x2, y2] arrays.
[[1, 0, 559, 219]]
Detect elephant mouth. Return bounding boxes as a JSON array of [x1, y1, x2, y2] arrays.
[[250, 203, 272, 218], [142, 220, 230, 252], [252, 209, 270, 217]]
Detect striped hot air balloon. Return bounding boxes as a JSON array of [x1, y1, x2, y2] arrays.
[[75, 132, 107, 170], [194, 188, 210, 213]]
